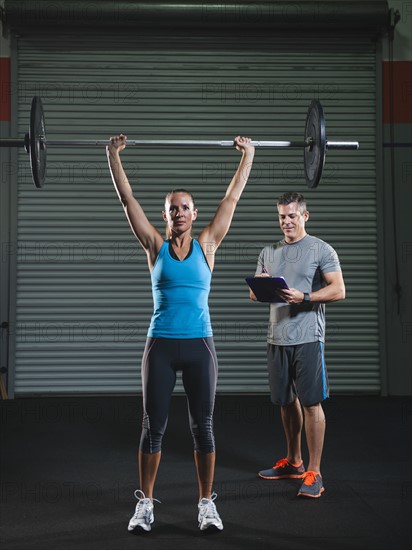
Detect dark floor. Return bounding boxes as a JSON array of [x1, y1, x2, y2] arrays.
[[1, 394, 411, 550]]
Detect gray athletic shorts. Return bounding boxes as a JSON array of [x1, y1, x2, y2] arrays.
[[266, 341, 329, 407]]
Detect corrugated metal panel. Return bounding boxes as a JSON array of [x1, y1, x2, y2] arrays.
[[5, 0, 390, 35], [14, 32, 379, 394]]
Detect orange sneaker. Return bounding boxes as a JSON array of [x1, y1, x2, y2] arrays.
[[258, 458, 305, 480], [297, 471, 325, 498]]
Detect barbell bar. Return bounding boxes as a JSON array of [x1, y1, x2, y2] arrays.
[[47, 139, 359, 149], [0, 96, 359, 190]]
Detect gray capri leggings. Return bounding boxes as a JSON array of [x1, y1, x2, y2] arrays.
[[139, 337, 218, 454]]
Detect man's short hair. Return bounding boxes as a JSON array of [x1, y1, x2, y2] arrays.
[[277, 192, 307, 213]]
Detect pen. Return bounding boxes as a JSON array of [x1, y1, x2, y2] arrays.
[[262, 266, 269, 274]]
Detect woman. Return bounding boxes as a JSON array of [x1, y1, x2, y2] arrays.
[[107, 134, 255, 532]]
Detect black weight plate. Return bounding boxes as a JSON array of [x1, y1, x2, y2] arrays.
[[29, 96, 47, 188], [304, 100, 326, 189]]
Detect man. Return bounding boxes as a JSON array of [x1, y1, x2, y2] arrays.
[[250, 191, 345, 498]]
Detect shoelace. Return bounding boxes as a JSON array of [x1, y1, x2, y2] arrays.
[[301, 471, 318, 486], [132, 490, 161, 518], [199, 492, 219, 519], [273, 458, 289, 469]]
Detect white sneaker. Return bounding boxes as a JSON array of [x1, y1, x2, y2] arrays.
[[198, 492, 223, 531], [127, 490, 159, 532]]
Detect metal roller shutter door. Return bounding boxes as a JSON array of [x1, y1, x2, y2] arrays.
[[12, 32, 379, 395]]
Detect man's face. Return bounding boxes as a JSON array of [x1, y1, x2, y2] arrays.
[[277, 202, 309, 243]]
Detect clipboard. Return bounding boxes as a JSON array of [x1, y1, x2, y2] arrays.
[[245, 276, 289, 303]]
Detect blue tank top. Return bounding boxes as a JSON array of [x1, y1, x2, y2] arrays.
[[147, 239, 213, 338]]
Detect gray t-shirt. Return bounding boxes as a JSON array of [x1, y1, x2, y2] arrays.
[[255, 234, 342, 345]]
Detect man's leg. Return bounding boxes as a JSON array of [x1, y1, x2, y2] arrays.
[[281, 398, 304, 465], [302, 402, 325, 474]]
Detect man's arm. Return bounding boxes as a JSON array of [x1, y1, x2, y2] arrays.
[[307, 271, 346, 303], [278, 271, 346, 304]]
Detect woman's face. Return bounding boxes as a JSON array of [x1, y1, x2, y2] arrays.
[[163, 192, 198, 236]]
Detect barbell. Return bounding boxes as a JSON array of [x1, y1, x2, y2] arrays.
[[0, 96, 359, 189]]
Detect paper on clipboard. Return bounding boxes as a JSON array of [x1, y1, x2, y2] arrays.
[[245, 276, 289, 303]]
